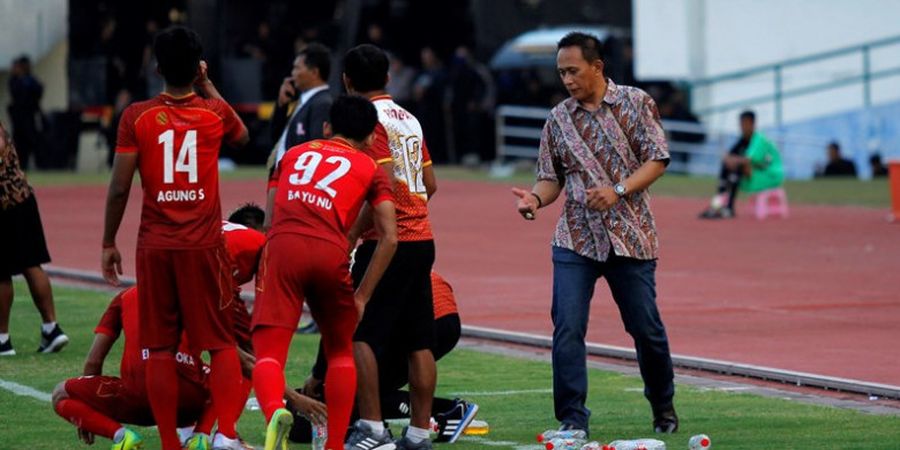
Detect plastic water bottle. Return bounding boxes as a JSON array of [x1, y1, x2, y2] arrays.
[[688, 434, 711, 450], [602, 438, 666, 450], [581, 442, 605, 450], [545, 437, 587, 450], [537, 429, 588, 443], [463, 419, 490, 436], [311, 422, 327, 450]]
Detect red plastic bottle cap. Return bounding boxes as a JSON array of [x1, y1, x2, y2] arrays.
[[537, 434, 545, 443], [702, 438, 710, 447], [545, 443, 554, 450]]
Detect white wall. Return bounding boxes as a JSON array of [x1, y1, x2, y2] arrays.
[[0, 0, 67, 70], [634, 0, 900, 130]]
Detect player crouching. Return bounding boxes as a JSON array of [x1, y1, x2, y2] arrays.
[[251, 94, 397, 450]]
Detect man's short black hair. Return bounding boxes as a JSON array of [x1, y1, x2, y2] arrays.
[[739, 110, 756, 122], [299, 43, 332, 81], [557, 32, 605, 64], [154, 26, 203, 87], [228, 203, 265, 231], [329, 95, 378, 141], [343, 44, 389, 92]]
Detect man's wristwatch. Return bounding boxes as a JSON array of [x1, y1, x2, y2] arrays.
[[613, 183, 627, 197]]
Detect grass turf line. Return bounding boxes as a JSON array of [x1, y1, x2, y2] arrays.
[[1, 282, 899, 449]]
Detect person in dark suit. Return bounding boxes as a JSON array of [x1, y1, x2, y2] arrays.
[[268, 43, 333, 168], [7, 55, 44, 170], [265, 43, 334, 230]]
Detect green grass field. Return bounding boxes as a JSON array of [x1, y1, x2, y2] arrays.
[[1, 282, 899, 449], [25, 165, 892, 208]]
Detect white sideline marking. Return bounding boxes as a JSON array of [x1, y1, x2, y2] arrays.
[[0, 378, 52, 402], [450, 388, 553, 397]]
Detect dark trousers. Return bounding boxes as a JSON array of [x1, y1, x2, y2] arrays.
[[551, 246, 674, 431], [716, 163, 743, 210]]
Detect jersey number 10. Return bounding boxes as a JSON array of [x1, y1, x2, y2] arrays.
[[159, 129, 198, 184]]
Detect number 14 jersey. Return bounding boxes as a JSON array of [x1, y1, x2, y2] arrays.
[[269, 138, 393, 250], [116, 92, 245, 249]]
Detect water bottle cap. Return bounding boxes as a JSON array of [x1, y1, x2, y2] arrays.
[[702, 438, 710, 446]]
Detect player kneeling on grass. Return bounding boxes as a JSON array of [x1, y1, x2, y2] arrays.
[[251, 94, 397, 450], [52, 287, 209, 450], [291, 271, 478, 444], [53, 212, 328, 450]]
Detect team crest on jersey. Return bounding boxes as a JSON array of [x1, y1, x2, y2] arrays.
[[156, 112, 169, 126]]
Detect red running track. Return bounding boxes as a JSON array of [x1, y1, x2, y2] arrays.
[[33, 177, 900, 385]]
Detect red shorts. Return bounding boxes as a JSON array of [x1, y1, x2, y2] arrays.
[[63, 375, 208, 426], [136, 245, 235, 350], [252, 234, 356, 332]]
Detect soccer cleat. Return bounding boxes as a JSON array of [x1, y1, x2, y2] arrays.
[[345, 420, 396, 450], [0, 338, 15, 356], [110, 428, 143, 450], [37, 324, 69, 353], [652, 407, 679, 434], [264, 408, 293, 450], [536, 424, 588, 443], [212, 433, 245, 450], [185, 433, 211, 450], [434, 399, 479, 443], [394, 427, 432, 450]]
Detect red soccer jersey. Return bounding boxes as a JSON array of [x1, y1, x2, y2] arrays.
[[222, 221, 267, 286], [94, 288, 207, 394], [431, 272, 458, 320], [116, 92, 244, 249], [361, 95, 433, 242], [269, 138, 393, 250]]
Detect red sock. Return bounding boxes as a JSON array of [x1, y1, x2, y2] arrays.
[[319, 311, 358, 450], [209, 347, 242, 438], [324, 354, 356, 449], [251, 326, 293, 422], [146, 351, 182, 450], [193, 398, 217, 436], [55, 398, 121, 439]]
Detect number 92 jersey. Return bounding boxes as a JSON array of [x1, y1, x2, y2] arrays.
[[268, 138, 393, 250], [115, 93, 245, 249]]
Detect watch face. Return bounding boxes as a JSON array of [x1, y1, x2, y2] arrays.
[[615, 184, 626, 195]]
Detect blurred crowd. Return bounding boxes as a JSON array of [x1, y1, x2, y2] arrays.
[[57, 2, 695, 167]]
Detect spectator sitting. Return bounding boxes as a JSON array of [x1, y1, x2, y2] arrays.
[[870, 153, 888, 178], [699, 110, 784, 219], [818, 141, 857, 177]]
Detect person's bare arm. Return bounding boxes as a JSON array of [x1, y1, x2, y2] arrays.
[[284, 389, 328, 425], [347, 202, 373, 253], [101, 152, 138, 286], [354, 201, 398, 319], [195, 60, 250, 148], [83, 333, 116, 376], [512, 180, 563, 220], [423, 164, 437, 199]]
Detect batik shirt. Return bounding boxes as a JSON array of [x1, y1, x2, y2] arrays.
[[0, 126, 32, 210], [536, 80, 670, 262]]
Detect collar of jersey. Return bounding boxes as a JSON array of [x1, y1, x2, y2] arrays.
[[329, 137, 357, 150], [370, 94, 392, 102], [160, 92, 198, 102]]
